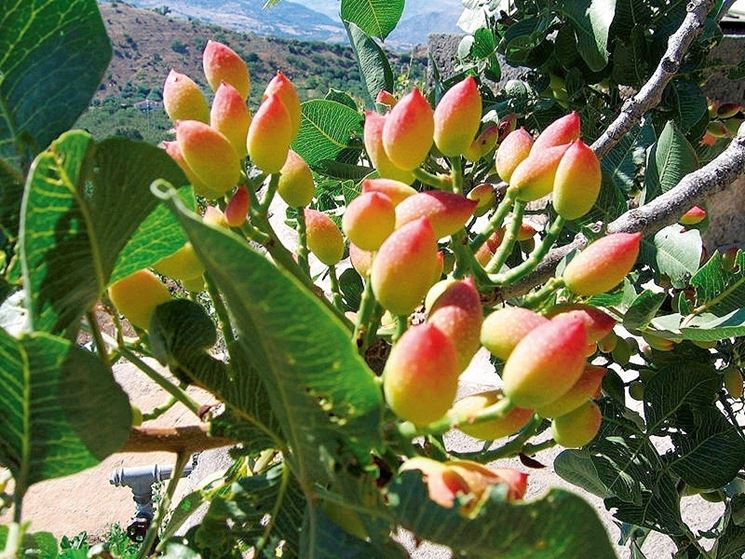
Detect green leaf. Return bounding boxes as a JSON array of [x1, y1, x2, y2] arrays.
[[197, 463, 305, 558], [301, 505, 406, 559], [150, 299, 281, 451], [665, 80, 708, 133], [667, 407, 745, 490], [157, 187, 383, 486], [624, 290, 667, 330], [0, 327, 131, 494], [644, 364, 719, 435], [690, 250, 745, 317], [611, 26, 648, 87], [712, 495, 745, 559], [653, 224, 702, 289], [645, 121, 698, 201], [340, 0, 404, 40], [387, 470, 618, 558], [19, 132, 191, 334], [344, 21, 394, 106], [293, 100, 363, 168], [554, 450, 615, 499], [612, 0, 652, 37], [681, 309, 745, 342], [602, 121, 655, 193], [339, 268, 363, 312], [0, 526, 58, 558], [0, 159, 24, 239], [325, 89, 358, 110], [562, 0, 617, 72], [0, 0, 111, 163]]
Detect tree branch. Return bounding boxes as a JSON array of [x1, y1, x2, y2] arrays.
[[119, 425, 235, 453], [497, 131, 745, 301], [592, 0, 715, 159]]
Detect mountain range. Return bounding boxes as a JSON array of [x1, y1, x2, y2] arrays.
[[121, 0, 463, 48]]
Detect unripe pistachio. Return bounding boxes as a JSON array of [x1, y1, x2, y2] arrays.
[[707, 121, 729, 138], [726, 117, 744, 135], [516, 222, 536, 242], [349, 243, 373, 277], [163, 141, 219, 199], [361, 178, 416, 206], [722, 246, 739, 271], [531, 111, 581, 152], [153, 242, 204, 281], [382, 88, 434, 171], [451, 389, 533, 440], [474, 229, 505, 266], [263, 71, 301, 138], [545, 303, 615, 343], [399, 457, 469, 510], [203, 206, 228, 228], [363, 111, 415, 183], [612, 336, 633, 365], [277, 150, 315, 207], [509, 143, 570, 202], [371, 217, 439, 315], [642, 331, 674, 351], [464, 125, 499, 162], [304, 209, 344, 266], [717, 102, 742, 119], [723, 367, 744, 399], [700, 131, 717, 146], [181, 274, 205, 293], [131, 405, 143, 427], [321, 501, 368, 540], [395, 191, 476, 238], [176, 120, 241, 196], [247, 94, 293, 173], [225, 186, 249, 227], [342, 192, 395, 251], [467, 184, 496, 217], [432, 250, 445, 284], [563, 232, 642, 296], [109, 270, 171, 330], [163, 70, 209, 123], [502, 316, 588, 408], [376, 89, 397, 107], [383, 323, 460, 425], [536, 365, 606, 419], [427, 277, 483, 370], [446, 461, 527, 513], [433, 76, 482, 157], [552, 140, 601, 220], [495, 128, 533, 182], [628, 381, 645, 401], [400, 457, 528, 515], [679, 206, 707, 225], [551, 401, 601, 448], [210, 82, 251, 157], [424, 279, 457, 313], [480, 307, 548, 361], [203, 40, 250, 99]]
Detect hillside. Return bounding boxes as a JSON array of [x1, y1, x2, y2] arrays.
[[78, 2, 425, 144], [126, 0, 347, 43], [121, 0, 463, 48]]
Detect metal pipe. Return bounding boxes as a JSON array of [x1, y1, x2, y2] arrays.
[[109, 459, 194, 540]]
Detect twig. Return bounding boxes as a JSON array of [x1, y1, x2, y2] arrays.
[[497, 132, 745, 301], [592, 0, 716, 159], [120, 425, 234, 453]]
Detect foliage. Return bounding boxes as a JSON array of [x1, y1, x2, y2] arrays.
[[1, 1, 745, 559]]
